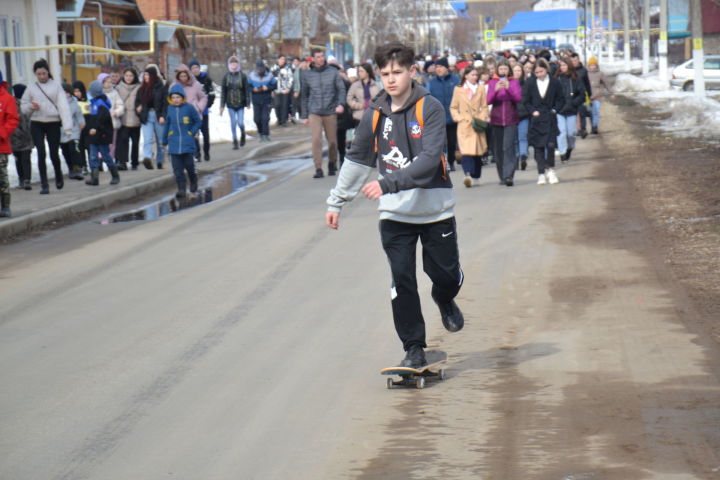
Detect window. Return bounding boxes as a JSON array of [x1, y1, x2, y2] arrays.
[[704, 59, 720, 70], [12, 19, 25, 81], [82, 24, 92, 64]]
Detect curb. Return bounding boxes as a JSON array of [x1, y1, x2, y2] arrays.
[[0, 141, 295, 241]]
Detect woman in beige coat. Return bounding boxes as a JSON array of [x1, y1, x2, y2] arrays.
[[346, 63, 381, 123], [450, 65, 488, 187]]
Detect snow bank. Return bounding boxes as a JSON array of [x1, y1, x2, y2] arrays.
[[614, 72, 720, 142], [613, 73, 670, 93]]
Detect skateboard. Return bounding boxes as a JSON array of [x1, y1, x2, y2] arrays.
[[380, 350, 448, 389]]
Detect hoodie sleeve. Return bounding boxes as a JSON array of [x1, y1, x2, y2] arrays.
[[161, 107, 170, 145], [378, 97, 447, 194], [55, 83, 73, 132], [326, 108, 377, 212]]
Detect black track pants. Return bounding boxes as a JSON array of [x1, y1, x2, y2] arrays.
[[379, 217, 463, 351]]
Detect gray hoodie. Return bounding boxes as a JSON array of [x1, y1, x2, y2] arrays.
[[61, 95, 84, 143], [327, 84, 455, 224]]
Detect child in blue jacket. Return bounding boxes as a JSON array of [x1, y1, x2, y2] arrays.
[[162, 84, 202, 198]]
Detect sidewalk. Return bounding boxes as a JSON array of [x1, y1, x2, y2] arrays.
[[0, 125, 312, 241]]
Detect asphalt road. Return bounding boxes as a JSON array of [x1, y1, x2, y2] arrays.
[[1, 131, 719, 479]]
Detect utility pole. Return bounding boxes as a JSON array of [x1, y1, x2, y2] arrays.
[[642, 0, 650, 74], [599, 0, 604, 58], [658, 0, 668, 83], [690, 0, 706, 96], [608, 0, 614, 64], [590, 0, 595, 57], [623, 0, 630, 69], [351, 0, 360, 66]]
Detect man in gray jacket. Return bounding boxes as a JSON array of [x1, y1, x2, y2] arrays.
[[301, 49, 346, 178]]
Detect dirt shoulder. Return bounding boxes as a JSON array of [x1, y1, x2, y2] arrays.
[[601, 96, 720, 341]]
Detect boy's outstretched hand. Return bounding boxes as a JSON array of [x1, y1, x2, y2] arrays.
[[326, 211, 340, 230], [361, 180, 382, 200]]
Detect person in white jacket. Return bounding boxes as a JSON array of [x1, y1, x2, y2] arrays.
[[20, 59, 73, 194], [97, 72, 125, 162]]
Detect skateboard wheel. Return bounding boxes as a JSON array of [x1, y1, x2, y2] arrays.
[[387, 378, 395, 389], [415, 377, 425, 389], [438, 369, 446, 381]]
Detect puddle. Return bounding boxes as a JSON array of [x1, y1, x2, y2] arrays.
[[665, 214, 720, 224], [98, 157, 312, 224]]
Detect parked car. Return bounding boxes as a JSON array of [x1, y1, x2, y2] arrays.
[[670, 55, 720, 91]]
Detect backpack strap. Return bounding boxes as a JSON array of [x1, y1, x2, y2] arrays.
[[415, 96, 425, 131], [372, 109, 380, 153]]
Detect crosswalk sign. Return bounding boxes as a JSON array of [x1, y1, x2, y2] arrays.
[[484, 30, 495, 41]]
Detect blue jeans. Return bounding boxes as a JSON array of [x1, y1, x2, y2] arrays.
[[141, 110, 165, 165], [591, 100, 601, 128], [556, 114, 577, 155], [460, 155, 482, 178], [171, 153, 197, 192], [89, 143, 116, 170], [516, 117, 529, 158], [228, 108, 245, 141]]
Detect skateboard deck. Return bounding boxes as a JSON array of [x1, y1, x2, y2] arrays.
[[380, 350, 448, 389]]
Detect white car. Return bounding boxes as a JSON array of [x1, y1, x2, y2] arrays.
[[670, 55, 720, 91]]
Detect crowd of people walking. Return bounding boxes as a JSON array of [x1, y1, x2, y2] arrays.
[[0, 45, 612, 217]]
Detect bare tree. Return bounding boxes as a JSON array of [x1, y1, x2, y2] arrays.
[[332, 0, 395, 63], [231, 0, 277, 63]]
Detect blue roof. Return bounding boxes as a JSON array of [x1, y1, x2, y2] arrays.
[[449, 1, 471, 19], [500, 10, 621, 35], [501, 10, 579, 35]]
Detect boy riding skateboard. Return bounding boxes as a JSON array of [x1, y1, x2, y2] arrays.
[[325, 43, 464, 369]]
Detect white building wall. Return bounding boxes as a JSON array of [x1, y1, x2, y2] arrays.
[[532, 0, 578, 11], [0, 0, 59, 85]]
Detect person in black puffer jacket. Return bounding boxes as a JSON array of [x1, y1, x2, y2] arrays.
[[554, 57, 585, 163], [513, 62, 531, 171], [220, 56, 252, 149], [135, 66, 168, 169]]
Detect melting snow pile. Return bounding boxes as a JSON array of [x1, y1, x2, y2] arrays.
[[614, 73, 720, 141]]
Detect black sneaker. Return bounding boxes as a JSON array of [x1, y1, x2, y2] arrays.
[[580, 129, 588, 139], [520, 155, 527, 171], [312, 168, 324, 179], [433, 293, 464, 332], [505, 178, 514, 187], [591, 126, 599, 135], [328, 163, 337, 176], [399, 345, 427, 369]]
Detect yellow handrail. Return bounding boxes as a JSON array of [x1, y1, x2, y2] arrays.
[[0, 19, 230, 56]]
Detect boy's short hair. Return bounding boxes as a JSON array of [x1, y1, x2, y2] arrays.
[[374, 43, 415, 70], [310, 48, 325, 57]]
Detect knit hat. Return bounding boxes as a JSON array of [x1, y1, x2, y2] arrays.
[[97, 72, 110, 84], [435, 57, 449, 69], [89, 80, 104, 98], [188, 59, 200, 69], [255, 59, 266, 69], [588, 57, 598, 66], [12, 83, 26, 99]]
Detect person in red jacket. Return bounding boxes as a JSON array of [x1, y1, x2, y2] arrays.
[[0, 70, 20, 217]]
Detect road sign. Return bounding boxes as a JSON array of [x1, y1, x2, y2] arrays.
[[577, 26, 585, 38], [484, 30, 495, 41]]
